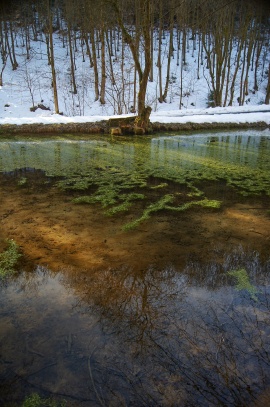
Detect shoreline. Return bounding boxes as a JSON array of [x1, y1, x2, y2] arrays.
[[0, 120, 269, 135]]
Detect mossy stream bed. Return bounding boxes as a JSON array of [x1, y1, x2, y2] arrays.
[[0, 129, 270, 406]]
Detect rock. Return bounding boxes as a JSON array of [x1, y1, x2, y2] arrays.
[[37, 103, 50, 111], [110, 127, 122, 136]]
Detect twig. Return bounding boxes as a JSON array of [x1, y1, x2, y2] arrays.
[[26, 362, 57, 378], [88, 354, 106, 407]]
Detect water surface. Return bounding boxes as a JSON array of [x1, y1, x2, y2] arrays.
[[0, 130, 270, 405]]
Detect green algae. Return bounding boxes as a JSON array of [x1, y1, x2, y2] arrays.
[[105, 193, 145, 215], [122, 197, 221, 230], [17, 177, 27, 186], [123, 194, 175, 230], [73, 191, 145, 214], [150, 182, 168, 189], [0, 131, 269, 230], [166, 198, 221, 212], [22, 393, 66, 407], [186, 183, 205, 198], [0, 240, 22, 279], [228, 268, 258, 300]]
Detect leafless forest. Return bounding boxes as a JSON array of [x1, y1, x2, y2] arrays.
[[0, 0, 270, 119]]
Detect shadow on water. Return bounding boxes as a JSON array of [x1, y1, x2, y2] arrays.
[[0, 130, 270, 405], [0, 247, 270, 406]]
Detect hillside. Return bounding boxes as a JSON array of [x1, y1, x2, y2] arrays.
[[0, 0, 269, 125]]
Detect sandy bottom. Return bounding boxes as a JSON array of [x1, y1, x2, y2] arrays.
[[1, 173, 270, 406], [1, 173, 269, 274]]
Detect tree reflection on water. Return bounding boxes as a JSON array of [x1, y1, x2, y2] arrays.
[[63, 246, 270, 406], [0, 247, 270, 406]]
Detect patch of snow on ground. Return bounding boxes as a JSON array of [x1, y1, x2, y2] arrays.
[[0, 29, 269, 125]]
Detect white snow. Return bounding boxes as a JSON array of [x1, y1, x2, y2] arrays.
[[0, 28, 269, 127], [0, 108, 269, 126]]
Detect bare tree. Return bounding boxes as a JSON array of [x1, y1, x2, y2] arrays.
[[265, 63, 270, 104], [111, 0, 152, 130], [47, 0, 60, 114]]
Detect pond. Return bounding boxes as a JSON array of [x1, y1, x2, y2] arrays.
[[0, 129, 270, 406]]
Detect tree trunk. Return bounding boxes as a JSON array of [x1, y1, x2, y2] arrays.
[[83, 33, 94, 68], [68, 23, 77, 94], [254, 40, 263, 92], [161, 15, 174, 102], [4, 21, 16, 70], [48, 2, 59, 114], [228, 37, 244, 106], [157, 17, 163, 102], [106, 31, 116, 86], [99, 27, 106, 105], [9, 22, 18, 67], [265, 63, 270, 104], [90, 28, 99, 101], [111, 0, 152, 130]]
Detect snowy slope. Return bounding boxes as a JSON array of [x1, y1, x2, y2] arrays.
[[0, 28, 269, 126]]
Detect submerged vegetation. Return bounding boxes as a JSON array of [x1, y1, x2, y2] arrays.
[[123, 196, 221, 230], [123, 194, 174, 230], [17, 177, 27, 186], [22, 393, 66, 407], [228, 268, 258, 300], [0, 131, 270, 229], [0, 239, 21, 278]]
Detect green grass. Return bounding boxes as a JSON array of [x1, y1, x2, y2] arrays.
[[0, 239, 22, 279]]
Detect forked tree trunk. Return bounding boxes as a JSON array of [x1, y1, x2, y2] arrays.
[[111, 0, 152, 130]]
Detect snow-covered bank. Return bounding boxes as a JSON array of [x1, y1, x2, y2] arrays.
[[0, 107, 269, 135], [0, 105, 269, 133], [0, 104, 270, 125], [0, 18, 269, 130]]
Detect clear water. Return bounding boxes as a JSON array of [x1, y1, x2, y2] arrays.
[[0, 129, 270, 406]]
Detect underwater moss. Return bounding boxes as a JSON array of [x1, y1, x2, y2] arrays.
[[17, 177, 27, 186], [186, 182, 204, 198], [167, 199, 221, 212], [228, 268, 258, 300], [105, 201, 133, 215], [123, 194, 175, 230], [72, 195, 98, 204], [150, 182, 168, 189], [1, 132, 270, 231], [105, 193, 145, 215], [22, 393, 66, 407], [0, 239, 21, 279], [73, 191, 145, 211], [122, 197, 221, 230]]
